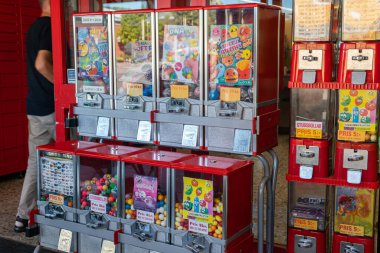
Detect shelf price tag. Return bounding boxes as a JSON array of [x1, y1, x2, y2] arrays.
[[171, 85, 189, 99], [127, 83, 143, 96], [58, 229, 72, 253], [295, 121, 323, 139], [339, 224, 364, 237], [293, 218, 318, 231], [220, 87, 241, 102]]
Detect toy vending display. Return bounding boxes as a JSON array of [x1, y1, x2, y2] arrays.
[[120, 150, 193, 253], [332, 187, 375, 253], [171, 156, 254, 253], [113, 10, 156, 143], [76, 145, 146, 253], [37, 141, 103, 252], [204, 4, 280, 155], [73, 13, 114, 138], [287, 183, 329, 253], [290, 89, 335, 140], [155, 8, 204, 148], [338, 0, 380, 85]]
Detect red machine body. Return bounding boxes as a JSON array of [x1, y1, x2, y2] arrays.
[[334, 141, 378, 183], [287, 228, 326, 253], [76, 144, 147, 160], [290, 43, 333, 85], [289, 138, 329, 179], [37, 140, 104, 154], [338, 42, 380, 86], [332, 233, 374, 253]]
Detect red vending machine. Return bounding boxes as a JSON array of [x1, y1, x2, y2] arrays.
[[113, 10, 156, 143], [287, 1, 338, 252], [203, 4, 281, 155], [171, 155, 254, 253]]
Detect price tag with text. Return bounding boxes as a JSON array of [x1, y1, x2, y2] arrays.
[[338, 130, 366, 142], [137, 210, 155, 224], [49, 194, 64, 205], [127, 83, 143, 97], [96, 117, 110, 137], [171, 85, 189, 99], [293, 218, 318, 231], [220, 87, 241, 102], [182, 125, 199, 147], [295, 121, 323, 139], [58, 229, 72, 253], [101, 240, 115, 253], [339, 224, 364, 237], [137, 121, 152, 142], [189, 219, 209, 235]]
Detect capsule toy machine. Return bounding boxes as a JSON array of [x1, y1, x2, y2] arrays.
[[171, 155, 253, 253], [338, 0, 380, 86], [332, 187, 376, 253], [76, 144, 147, 253], [119, 150, 194, 253], [73, 13, 114, 138], [287, 182, 330, 253], [113, 10, 156, 143], [155, 7, 204, 149], [204, 4, 281, 155], [36, 141, 104, 253]]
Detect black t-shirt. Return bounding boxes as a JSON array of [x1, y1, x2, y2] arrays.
[[26, 16, 54, 116]]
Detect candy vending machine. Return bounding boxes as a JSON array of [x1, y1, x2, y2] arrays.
[[35, 141, 104, 253], [204, 4, 281, 155], [154, 7, 204, 149], [171, 155, 254, 253], [113, 10, 156, 143], [73, 13, 114, 138], [76, 145, 147, 253], [119, 150, 194, 253], [287, 1, 338, 252]]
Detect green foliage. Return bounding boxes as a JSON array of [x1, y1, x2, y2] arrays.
[[118, 13, 152, 45]]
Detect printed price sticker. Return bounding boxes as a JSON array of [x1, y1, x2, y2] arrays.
[[182, 125, 199, 147], [338, 130, 366, 142], [101, 240, 115, 253], [220, 87, 241, 102], [96, 117, 110, 137], [137, 121, 152, 142], [293, 218, 318, 231], [339, 224, 364, 237], [137, 210, 155, 224], [83, 86, 106, 93], [58, 229, 72, 253], [82, 15, 103, 24], [189, 219, 209, 235], [127, 83, 143, 97], [49, 194, 64, 205], [295, 121, 323, 139], [171, 85, 189, 99], [90, 194, 107, 214]]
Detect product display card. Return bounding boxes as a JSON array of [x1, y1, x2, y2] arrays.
[[133, 175, 158, 213], [41, 157, 74, 197]]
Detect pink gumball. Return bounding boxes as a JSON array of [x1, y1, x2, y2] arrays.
[[82, 201, 87, 207], [82, 190, 87, 197]]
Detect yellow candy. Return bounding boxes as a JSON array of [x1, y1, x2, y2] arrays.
[[158, 194, 164, 201], [217, 226, 223, 232], [213, 221, 218, 226], [127, 199, 133, 205], [175, 221, 180, 227], [215, 229, 222, 235], [215, 215, 222, 222]]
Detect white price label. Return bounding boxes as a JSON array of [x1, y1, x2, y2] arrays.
[[137, 121, 152, 142], [188, 220, 208, 235], [182, 125, 199, 147], [58, 229, 72, 253], [101, 240, 115, 253], [233, 129, 251, 153], [96, 117, 110, 137], [90, 194, 108, 214], [299, 165, 314, 179], [137, 210, 155, 224], [347, 170, 362, 184], [83, 86, 106, 93], [82, 16, 103, 24]]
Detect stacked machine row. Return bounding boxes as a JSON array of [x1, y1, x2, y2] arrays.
[[72, 4, 281, 155], [34, 140, 254, 253], [287, 0, 380, 253]]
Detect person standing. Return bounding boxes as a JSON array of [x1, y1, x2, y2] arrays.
[[14, 0, 55, 232]]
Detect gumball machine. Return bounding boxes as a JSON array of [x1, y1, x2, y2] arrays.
[[332, 187, 376, 253], [73, 13, 114, 138], [287, 182, 330, 253], [204, 4, 281, 155], [119, 150, 194, 253], [171, 155, 254, 253], [113, 10, 156, 143], [76, 145, 147, 253], [155, 7, 204, 149], [36, 141, 104, 253]]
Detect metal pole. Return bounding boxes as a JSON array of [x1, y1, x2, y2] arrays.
[[258, 175, 270, 253], [268, 149, 279, 253], [257, 154, 273, 253]]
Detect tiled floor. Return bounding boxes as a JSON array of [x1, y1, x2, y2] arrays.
[[0, 134, 290, 248]]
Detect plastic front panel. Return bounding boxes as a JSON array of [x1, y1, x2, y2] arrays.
[[123, 163, 169, 242], [288, 182, 328, 232], [39, 151, 75, 208], [173, 170, 224, 240], [291, 89, 334, 140], [79, 157, 119, 216], [337, 90, 379, 143], [114, 11, 155, 143], [293, 0, 337, 42], [156, 9, 203, 148], [334, 187, 375, 237], [74, 13, 113, 137], [342, 0, 380, 41]]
